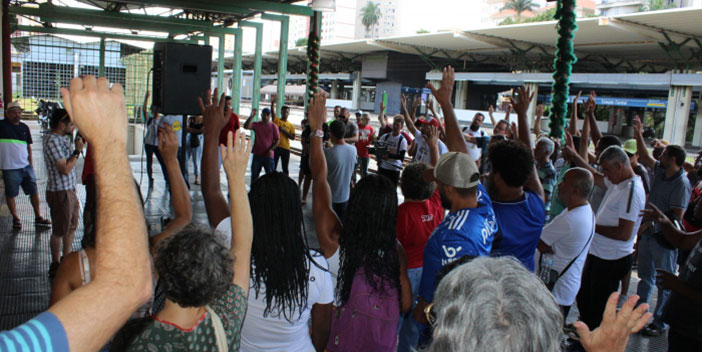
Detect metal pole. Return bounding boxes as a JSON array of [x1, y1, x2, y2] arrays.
[[232, 28, 243, 115], [241, 21, 263, 114], [217, 34, 225, 93], [98, 37, 106, 77], [2, 0, 11, 104], [262, 14, 289, 116]]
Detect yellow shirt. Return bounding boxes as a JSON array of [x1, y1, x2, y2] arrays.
[[274, 117, 295, 150]]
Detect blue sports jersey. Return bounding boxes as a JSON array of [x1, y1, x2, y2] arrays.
[[418, 198, 497, 303], [0, 311, 68, 351], [491, 190, 545, 272]]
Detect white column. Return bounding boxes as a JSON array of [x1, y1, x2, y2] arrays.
[[525, 82, 539, 131], [692, 99, 702, 147], [663, 85, 693, 146], [454, 81, 468, 109], [352, 71, 361, 109]]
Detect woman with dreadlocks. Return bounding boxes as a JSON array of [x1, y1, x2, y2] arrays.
[[308, 90, 412, 351], [207, 116, 333, 350]]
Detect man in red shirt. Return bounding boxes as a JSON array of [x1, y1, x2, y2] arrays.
[[243, 107, 280, 184], [354, 112, 374, 185], [219, 96, 240, 147]]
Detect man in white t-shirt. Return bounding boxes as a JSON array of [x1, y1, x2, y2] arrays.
[[461, 112, 487, 163], [406, 117, 447, 167], [566, 145, 646, 330], [375, 115, 408, 185], [537, 167, 595, 318]]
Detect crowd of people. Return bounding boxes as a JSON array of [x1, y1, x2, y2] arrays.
[[0, 68, 701, 352]]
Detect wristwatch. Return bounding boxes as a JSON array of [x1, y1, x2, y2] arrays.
[[312, 129, 324, 138]]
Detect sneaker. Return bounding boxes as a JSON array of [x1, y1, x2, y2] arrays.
[[641, 324, 667, 337]]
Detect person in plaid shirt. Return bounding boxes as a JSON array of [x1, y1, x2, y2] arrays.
[[535, 137, 557, 219], [43, 109, 84, 278]]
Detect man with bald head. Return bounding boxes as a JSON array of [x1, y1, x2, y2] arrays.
[[537, 167, 596, 318]]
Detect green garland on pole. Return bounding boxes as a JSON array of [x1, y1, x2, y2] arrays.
[[306, 26, 321, 105], [549, 0, 578, 139]]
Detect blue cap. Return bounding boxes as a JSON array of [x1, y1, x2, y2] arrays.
[[262, 108, 271, 115]]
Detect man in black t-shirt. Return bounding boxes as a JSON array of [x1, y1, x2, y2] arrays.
[[0, 102, 51, 229]]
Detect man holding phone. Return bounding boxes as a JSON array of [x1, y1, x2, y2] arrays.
[[43, 108, 84, 278]]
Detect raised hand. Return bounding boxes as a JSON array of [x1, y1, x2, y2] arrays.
[[75, 136, 85, 151], [250, 109, 257, 119], [424, 125, 439, 148], [221, 130, 253, 182], [508, 86, 534, 118], [427, 66, 455, 107], [60, 76, 127, 148], [575, 90, 583, 104], [199, 88, 227, 138], [412, 96, 422, 110], [633, 115, 643, 136], [158, 123, 180, 161], [400, 94, 407, 112], [308, 90, 327, 130], [640, 203, 670, 226], [509, 122, 518, 139], [427, 98, 434, 112], [574, 293, 651, 352], [585, 91, 597, 115], [488, 105, 494, 116], [380, 99, 385, 113], [536, 104, 545, 117]]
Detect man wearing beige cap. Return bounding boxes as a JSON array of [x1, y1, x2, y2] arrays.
[[0, 101, 51, 229]]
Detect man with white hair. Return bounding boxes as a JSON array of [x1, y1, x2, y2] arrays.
[[564, 145, 646, 330], [535, 136, 557, 217]]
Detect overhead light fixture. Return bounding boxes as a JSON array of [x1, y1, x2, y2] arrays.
[[310, 0, 336, 12]]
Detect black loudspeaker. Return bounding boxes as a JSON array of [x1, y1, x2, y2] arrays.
[[152, 42, 212, 115]]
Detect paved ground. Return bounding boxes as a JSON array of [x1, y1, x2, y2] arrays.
[[0, 122, 670, 351]]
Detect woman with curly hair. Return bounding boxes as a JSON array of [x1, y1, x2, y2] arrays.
[[308, 91, 412, 352], [112, 91, 253, 351]]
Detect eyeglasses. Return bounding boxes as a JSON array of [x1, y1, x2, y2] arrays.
[[424, 303, 437, 327]]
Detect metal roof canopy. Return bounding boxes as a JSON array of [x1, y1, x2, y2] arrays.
[[267, 7, 702, 73]]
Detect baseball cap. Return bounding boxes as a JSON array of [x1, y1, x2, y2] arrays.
[[428, 152, 480, 189], [416, 118, 440, 129], [6, 101, 21, 111], [262, 108, 271, 115], [355, 110, 362, 115], [622, 139, 637, 155]]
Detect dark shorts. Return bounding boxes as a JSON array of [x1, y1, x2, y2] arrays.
[[2, 165, 38, 197], [46, 190, 80, 237], [301, 154, 312, 176]]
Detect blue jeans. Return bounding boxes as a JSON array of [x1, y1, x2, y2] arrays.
[[397, 267, 423, 352], [636, 234, 677, 328], [2, 165, 38, 197], [186, 135, 203, 177], [251, 155, 274, 184]]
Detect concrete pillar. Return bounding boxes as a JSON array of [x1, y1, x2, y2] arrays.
[[691, 99, 702, 147], [352, 71, 361, 109], [525, 82, 539, 131], [454, 81, 468, 109], [330, 80, 339, 99], [663, 85, 693, 146]]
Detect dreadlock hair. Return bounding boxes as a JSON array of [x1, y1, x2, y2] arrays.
[[337, 174, 401, 306], [249, 172, 316, 322]]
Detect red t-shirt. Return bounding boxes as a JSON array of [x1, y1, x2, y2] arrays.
[[355, 124, 375, 158], [397, 189, 444, 269], [250, 121, 280, 158], [219, 112, 240, 146]]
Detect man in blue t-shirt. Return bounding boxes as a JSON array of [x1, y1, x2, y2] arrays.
[[412, 149, 497, 330], [487, 86, 546, 272]]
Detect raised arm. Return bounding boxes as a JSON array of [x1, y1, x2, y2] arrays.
[[510, 86, 545, 201], [401, 94, 419, 136], [149, 124, 192, 247], [642, 203, 702, 251], [488, 105, 497, 127], [243, 109, 257, 130], [200, 88, 231, 228], [409, 96, 421, 123], [563, 145, 606, 187], [427, 98, 446, 139], [587, 91, 602, 146], [427, 66, 468, 154], [221, 130, 254, 296], [51, 76, 152, 351], [533, 104, 544, 136], [569, 90, 582, 137], [142, 90, 150, 123], [579, 94, 594, 160], [633, 115, 656, 169], [309, 91, 342, 258]]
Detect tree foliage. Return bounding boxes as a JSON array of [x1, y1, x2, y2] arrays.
[[500, 0, 537, 21], [499, 7, 556, 25], [360, 2, 382, 33], [295, 37, 308, 47]]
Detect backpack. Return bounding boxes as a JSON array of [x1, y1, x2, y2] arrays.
[[327, 268, 400, 352]]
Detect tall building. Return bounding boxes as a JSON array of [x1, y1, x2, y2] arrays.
[[596, 0, 701, 16]]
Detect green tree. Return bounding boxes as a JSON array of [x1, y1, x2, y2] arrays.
[[416, 29, 430, 34], [639, 0, 676, 11], [499, 7, 555, 25], [360, 1, 382, 37], [500, 0, 537, 21], [295, 37, 308, 47]]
